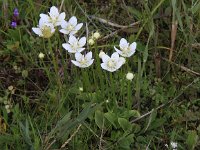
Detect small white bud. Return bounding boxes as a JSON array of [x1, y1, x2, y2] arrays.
[[79, 87, 83, 91], [126, 72, 134, 81], [99, 51, 106, 59], [8, 85, 14, 91], [13, 65, 18, 70], [88, 38, 95, 45], [93, 31, 100, 39], [38, 52, 45, 59], [170, 142, 178, 149], [106, 100, 109, 103], [5, 105, 10, 109]]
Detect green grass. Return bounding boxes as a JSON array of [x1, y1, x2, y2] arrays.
[[0, 0, 200, 149]]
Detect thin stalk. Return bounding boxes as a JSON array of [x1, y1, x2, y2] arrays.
[[127, 81, 131, 109], [48, 38, 61, 87], [135, 56, 141, 110], [109, 73, 117, 108], [82, 69, 90, 92]]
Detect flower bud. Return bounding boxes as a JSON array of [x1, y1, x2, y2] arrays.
[[126, 72, 134, 81], [79, 87, 83, 91], [38, 52, 45, 59], [88, 38, 95, 45], [93, 31, 100, 39], [99, 51, 106, 59]]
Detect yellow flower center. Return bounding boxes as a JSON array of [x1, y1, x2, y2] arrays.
[[41, 25, 53, 38], [107, 59, 116, 68], [80, 58, 87, 65], [50, 17, 58, 25], [67, 24, 74, 31]]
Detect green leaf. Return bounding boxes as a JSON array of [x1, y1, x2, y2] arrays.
[[126, 6, 142, 20], [132, 123, 141, 133], [147, 118, 166, 131], [144, 109, 157, 132], [56, 103, 98, 139], [19, 120, 34, 149], [118, 118, 132, 133], [191, 2, 200, 15], [122, 110, 141, 119], [186, 130, 198, 150], [55, 111, 72, 129], [95, 110, 104, 129], [76, 103, 97, 122], [118, 134, 134, 149], [104, 112, 117, 128]]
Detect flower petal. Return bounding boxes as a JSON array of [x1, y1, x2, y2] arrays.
[[75, 23, 83, 31], [101, 63, 108, 70], [68, 35, 77, 45], [58, 12, 66, 22], [61, 20, 68, 28], [130, 42, 137, 51], [59, 29, 69, 34], [119, 57, 126, 64], [39, 14, 50, 23], [78, 37, 86, 47], [74, 52, 83, 61], [119, 38, 128, 49], [101, 54, 110, 62], [87, 59, 94, 67], [38, 18, 46, 27], [101, 63, 116, 72], [114, 46, 122, 55], [32, 28, 42, 36], [111, 52, 119, 59], [69, 30, 77, 35], [71, 60, 81, 67], [85, 52, 92, 60], [62, 43, 72, 51], [77, 48, 85, 53], [69, 16, 77, 26], [51, 28, 56, 34], [49, 6, 59, 17], [116, 60, 123, 69]]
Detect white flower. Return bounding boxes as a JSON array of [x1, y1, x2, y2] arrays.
[[40, 6, 66, 26], [88, 38, 95, 45], [62, 35, 86, 53], [170, 141, 178, 149], [99, 51, 106, 59], [60, 16, 83, 35], [114, 38, 136, 57], [101, 52, 125, 72], [126, 72, 134, 81], [38, 52, 45, 59], [164, 144, 169, 148], [71, 52, 94, 68], [93, 31, 100, 39], [32, 18, 55, 38]]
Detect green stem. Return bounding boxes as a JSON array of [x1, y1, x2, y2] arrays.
[[127, 81, 131, 109], [135, 0, 166, 40], [109, 73, 117, 108], [48, 38, 61, 87], [82, 69, 90, 92], [135, 56, 141, 110]]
